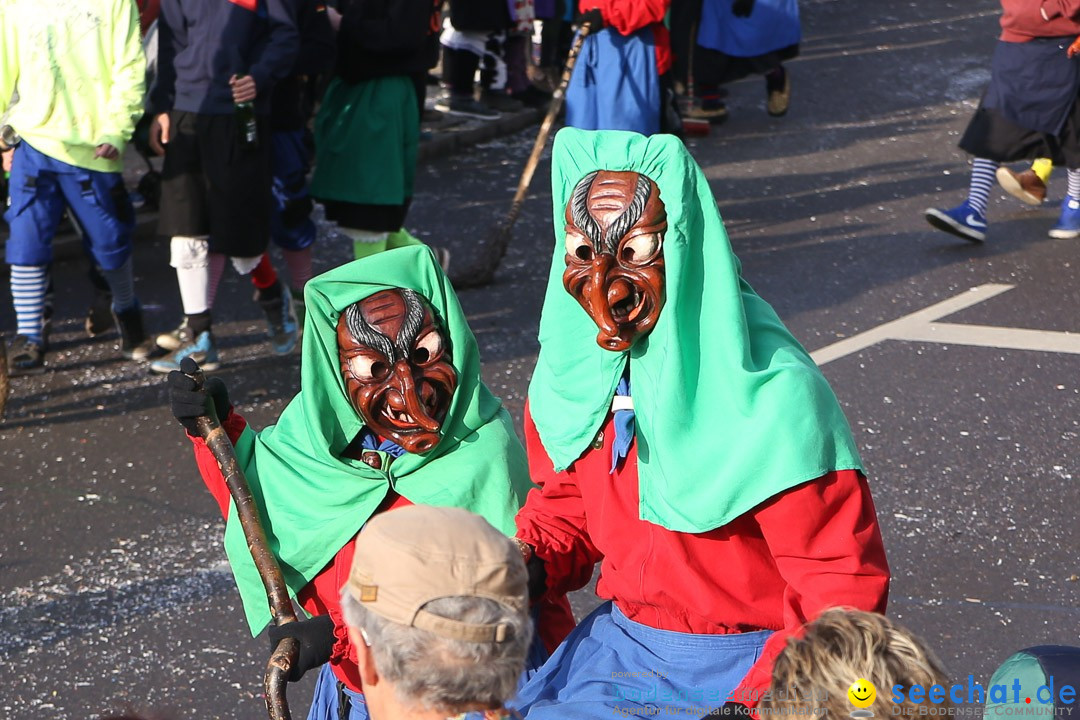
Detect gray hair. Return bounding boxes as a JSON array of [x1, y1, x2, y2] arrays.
[[340, 589, 532, 714]]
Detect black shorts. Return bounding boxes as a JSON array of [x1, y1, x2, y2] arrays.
[[158, 110, 272, 257], [959, 98, 1080, 169]]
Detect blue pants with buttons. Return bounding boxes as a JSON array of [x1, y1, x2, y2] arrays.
[[3, 142, 134, 271]]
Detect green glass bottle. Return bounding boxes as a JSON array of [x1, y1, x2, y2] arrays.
[[235, 101, 258, 148]]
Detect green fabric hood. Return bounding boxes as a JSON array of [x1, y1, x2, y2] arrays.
[[527, 128, 862, 533], [224, 246, 533, 634]]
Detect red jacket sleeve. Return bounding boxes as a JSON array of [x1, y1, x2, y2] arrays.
[[188, 411, 250, 519], [515, 405, 604, 599], [580, 0, 669, 36], [729, 471, 891, 707], [1040, 0, 1080, 21]]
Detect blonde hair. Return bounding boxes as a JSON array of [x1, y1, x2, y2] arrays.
[[761, 608, 949, 718]]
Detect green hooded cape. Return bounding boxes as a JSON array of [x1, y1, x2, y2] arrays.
[[527, 129, 862, 534], [224, 246, 533, 634]]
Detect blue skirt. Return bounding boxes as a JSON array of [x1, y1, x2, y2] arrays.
[[511, 602, 772, 719], [565, 28, 661, 136], [697, 0, 800, 58]]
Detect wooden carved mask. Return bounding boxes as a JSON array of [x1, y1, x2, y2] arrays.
[[562, 170, 667, 352], [337, 289, 457, 454]]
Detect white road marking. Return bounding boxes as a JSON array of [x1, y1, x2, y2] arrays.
[[811, 284, 1080, 365]]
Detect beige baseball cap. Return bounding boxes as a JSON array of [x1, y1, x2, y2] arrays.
[[346, 505, 528, 643]]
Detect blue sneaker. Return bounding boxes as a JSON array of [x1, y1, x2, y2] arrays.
[[1049, 196, 1080, 238], [257, 285, 299, 355], [924, 201, 987, 243], [149, 330, 220, 374]]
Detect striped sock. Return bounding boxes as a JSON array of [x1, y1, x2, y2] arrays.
[[1066, 168, 1080, 201], [100, 257, 137, 312], [967, 158, 998, 217], [11, 264, 49, 343], [206, 252, 227, 309]]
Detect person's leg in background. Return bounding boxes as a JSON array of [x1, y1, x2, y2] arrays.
[[506, 32, 550, 108], [150, 234, 219, 372], [264, 128, 316, 332], [437, 22, 501, 119], [151, 110, 219, 369], [59, 159, 156, 361], [923, 157, 997, 243], [669, 0, 696, 97], [84, 260, 115, 337], [479, 31, 524, 113], [1048, 165, 1080, 238], [765, 63, 791, 117], [4, 143, 71, 374], [247, 252, 299, 354]]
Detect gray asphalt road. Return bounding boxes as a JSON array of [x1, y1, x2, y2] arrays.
[[3, 0, 1079, 717]]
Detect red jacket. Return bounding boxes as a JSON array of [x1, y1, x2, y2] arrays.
[[1000, 0, 1080, 41], [189, 411, 573, 693], [515, 404, 891, 706], [579, 0, 672, 75]]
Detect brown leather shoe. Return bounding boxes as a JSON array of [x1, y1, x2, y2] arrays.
[[996, 166, 1047, 206]]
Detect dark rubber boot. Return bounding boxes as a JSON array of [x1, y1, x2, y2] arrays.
[[112, 305, 155, 361]]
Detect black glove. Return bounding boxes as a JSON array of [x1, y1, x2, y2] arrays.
[[267, 615, 336, 682], [732, 0, 754, 17], [575, 8, 605, 29], [708, 703, 752, 717], [525, 550, 548, 600], [167, 356, 231, 435]]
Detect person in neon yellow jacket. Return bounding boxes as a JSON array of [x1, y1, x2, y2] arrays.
[[0, 0, 152, 374]]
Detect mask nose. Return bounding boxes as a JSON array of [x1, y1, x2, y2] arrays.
[[392, 361, 441, 433], [584, 254, 621, 339]]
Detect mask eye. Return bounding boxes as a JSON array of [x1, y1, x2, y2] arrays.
[[348, 354, 389, 382], [412, 330, 445, 365], [619, 233, 662, 266], [565, 232, 594, 262]]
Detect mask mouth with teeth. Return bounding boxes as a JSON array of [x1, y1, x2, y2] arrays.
[[562, 170, 667, 352], [337, 289, 458, 454]]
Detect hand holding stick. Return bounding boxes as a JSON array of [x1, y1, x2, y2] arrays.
[[178, 357, 300, 720]]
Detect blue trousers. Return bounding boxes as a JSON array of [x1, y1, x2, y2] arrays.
[[270, 129, 316, 252], [511, 602, 771, 719], [4, 142, 134, 271]]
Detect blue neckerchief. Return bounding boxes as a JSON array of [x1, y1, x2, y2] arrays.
[[610, 375, 634, 473], [359, 429, 407, 458]]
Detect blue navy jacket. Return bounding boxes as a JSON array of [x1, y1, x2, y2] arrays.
[[151, 0, 300, 115]]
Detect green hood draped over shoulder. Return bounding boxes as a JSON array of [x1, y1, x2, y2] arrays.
[[527, 128, 862, 533], [224, 246, 533, 634]]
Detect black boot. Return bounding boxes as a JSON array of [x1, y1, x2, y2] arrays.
[[86, 288, 114, 337], [112, 305, 155, 360], [86, 264, 114, 337]]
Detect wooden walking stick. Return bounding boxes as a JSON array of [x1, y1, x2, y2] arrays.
[[183, 360, 300, 720], [450, 22, 593, 289]]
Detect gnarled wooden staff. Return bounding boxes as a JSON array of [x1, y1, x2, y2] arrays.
[[184, 364, 299, 720]]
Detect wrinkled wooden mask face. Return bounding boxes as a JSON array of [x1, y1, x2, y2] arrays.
[[562, 170, 667, 352], [337, 289, 457, 454]]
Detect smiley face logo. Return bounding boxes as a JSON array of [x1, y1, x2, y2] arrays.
[[848, 679, 876, 709]]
